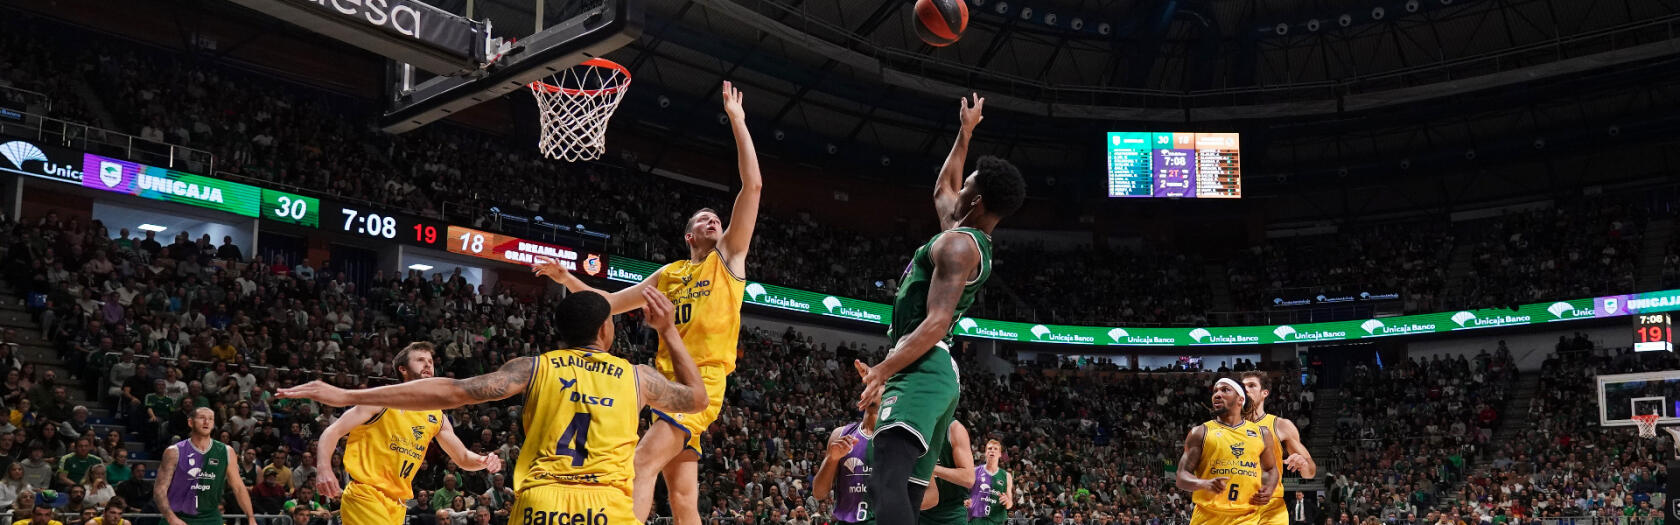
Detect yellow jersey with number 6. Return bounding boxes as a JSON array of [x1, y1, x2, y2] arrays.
[[653, 249, 745, 375], [516, 347, 640, 495], [1192, 420, 1267, 515], [343, 407, 442, 501]]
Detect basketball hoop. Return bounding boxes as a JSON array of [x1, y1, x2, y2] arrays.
[[528, 58, 631, 162], [1633, 413, 1661, 438]]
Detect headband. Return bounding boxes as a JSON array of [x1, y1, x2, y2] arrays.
[[1216, 378, 1248, 406]]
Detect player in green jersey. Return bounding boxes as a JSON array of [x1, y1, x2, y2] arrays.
[[856, 93, 1026, 525]]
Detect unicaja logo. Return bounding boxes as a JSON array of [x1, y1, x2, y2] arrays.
[[745, 283, 766, 300], [1189, 328, 1211, 342], [1030, 325, 1051, 339], [1360, 319, 1385, 335], [1451, 311, 1476, 327], [1108, 328, 1128, 342], [0, 141, 82, 182], [822, 296, 843, 312], [958, 318, 978, 332], [1547, 302, 1573, 319], [1273, 326, 1297, 339]]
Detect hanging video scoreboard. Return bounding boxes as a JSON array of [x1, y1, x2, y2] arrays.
[[1106, 132, 1241, 199]]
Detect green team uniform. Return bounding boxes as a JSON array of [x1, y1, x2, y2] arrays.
[[165, 439, 228, 525], [873, 227, 992, 486], [919, 428, 969, 525]]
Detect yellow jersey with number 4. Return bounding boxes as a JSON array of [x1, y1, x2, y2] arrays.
[[653, 249, 745, 375], [1192, 420, 1267, 515], [344, 407, 443, 500], [516, 347, 639, 495]]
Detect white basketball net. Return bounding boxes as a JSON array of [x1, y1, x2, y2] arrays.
[[1634, 413, 1661, 438], [529, 59, 630, 162]]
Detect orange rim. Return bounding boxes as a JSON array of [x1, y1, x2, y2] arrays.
[[530, 58, 632, 96]]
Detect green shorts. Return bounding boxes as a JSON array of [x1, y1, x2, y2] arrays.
[[872, 341, 960, 486], [971, 513, 1010, 525]]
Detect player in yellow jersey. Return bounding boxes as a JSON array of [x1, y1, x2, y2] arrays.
[[1177, 378, 1281, 525], [1239, 372, 1317, 525], [279, 289, 709, 525], [532, 81, 762, 525], [308, 342, 503, 525]]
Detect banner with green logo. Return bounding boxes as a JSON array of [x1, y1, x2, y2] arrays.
[[606, 255, 1638, 347]]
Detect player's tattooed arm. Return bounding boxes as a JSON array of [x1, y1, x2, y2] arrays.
[[458, 358, 535, 402], [279, 358, 533, 410], [154, 446, 184, 525], [636, 365, 707, 414]]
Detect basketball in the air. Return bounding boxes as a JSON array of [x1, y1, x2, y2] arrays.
[[914, 0, 968, 47]]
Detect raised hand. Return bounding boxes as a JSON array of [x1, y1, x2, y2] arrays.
[[959, 92, 984, 131], [642, 287, 676, 332], [826, 434, 857, 461], [532, 256, 578, 286], [722, 81, 746, 122]]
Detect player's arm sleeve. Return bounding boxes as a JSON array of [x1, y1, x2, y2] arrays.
[[810, 427, 847, 500], [932, 421, 976, 488], [343, 358, 533, 409], [1174, 425, 1208, 493], [153, 446, 178, 521], [876, 233, 979, 376], [1278, 418, 1317, 478], [225, 444, 257, 520]]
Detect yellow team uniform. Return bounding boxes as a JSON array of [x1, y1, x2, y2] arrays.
[[1252, 414, 1289, 525], [513, 347, 641, 524], [1190, 419, 1270, 525], [340, 407, 444, 525], [650, 249, 744, 454]]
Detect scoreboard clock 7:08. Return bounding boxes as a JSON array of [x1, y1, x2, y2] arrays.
[[1636, 313, 1674, 352], [324, 200, 448, 250]]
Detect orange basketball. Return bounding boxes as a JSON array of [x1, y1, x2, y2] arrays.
[[914, 0, 968, 47]]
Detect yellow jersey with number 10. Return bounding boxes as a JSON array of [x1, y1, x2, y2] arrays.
[[344, 407, 443, 501], [653, 249, 745, 375], [516, 347, 640, 495], [1192, 419, 1267, 514]]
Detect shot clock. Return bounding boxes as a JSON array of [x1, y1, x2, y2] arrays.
[[1636, 313, 1674, 352]]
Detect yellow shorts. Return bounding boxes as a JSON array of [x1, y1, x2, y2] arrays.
[[512, 484, 637, 525], [649, 365, 728, 455], [1190, 507, 1262, 525], [340, 482, 406, 525], [1257, 498, 1288, 525]]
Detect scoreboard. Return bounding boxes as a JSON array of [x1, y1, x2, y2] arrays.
[[1106, 132, 1241, 199], [1637, 313, 1674, 352]]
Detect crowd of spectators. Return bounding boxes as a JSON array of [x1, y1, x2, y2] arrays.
[[1452, 200, 1647, 310], [1225, 222, 1454, 315], [0, 19, 94, 124]]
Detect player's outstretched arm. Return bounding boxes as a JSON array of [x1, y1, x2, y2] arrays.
[[154, 446, 186, 525], [932, 420, 977, 489], [533, 256, 653, 315], [719, 81, 763, 274], [811, 426, 854, 500], [636, 287, 708, 413], [277, 358, 534, 410], [1175, 425, 1225, 494], [437, 414, 502, 473], [1276, 417, 1317, 478], [934, 93, 984, 230], [1251, 426, 1281, 506], [858, 232, 978, 409], [224, 444, 258, 525], [313, 404, 382, 498]]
